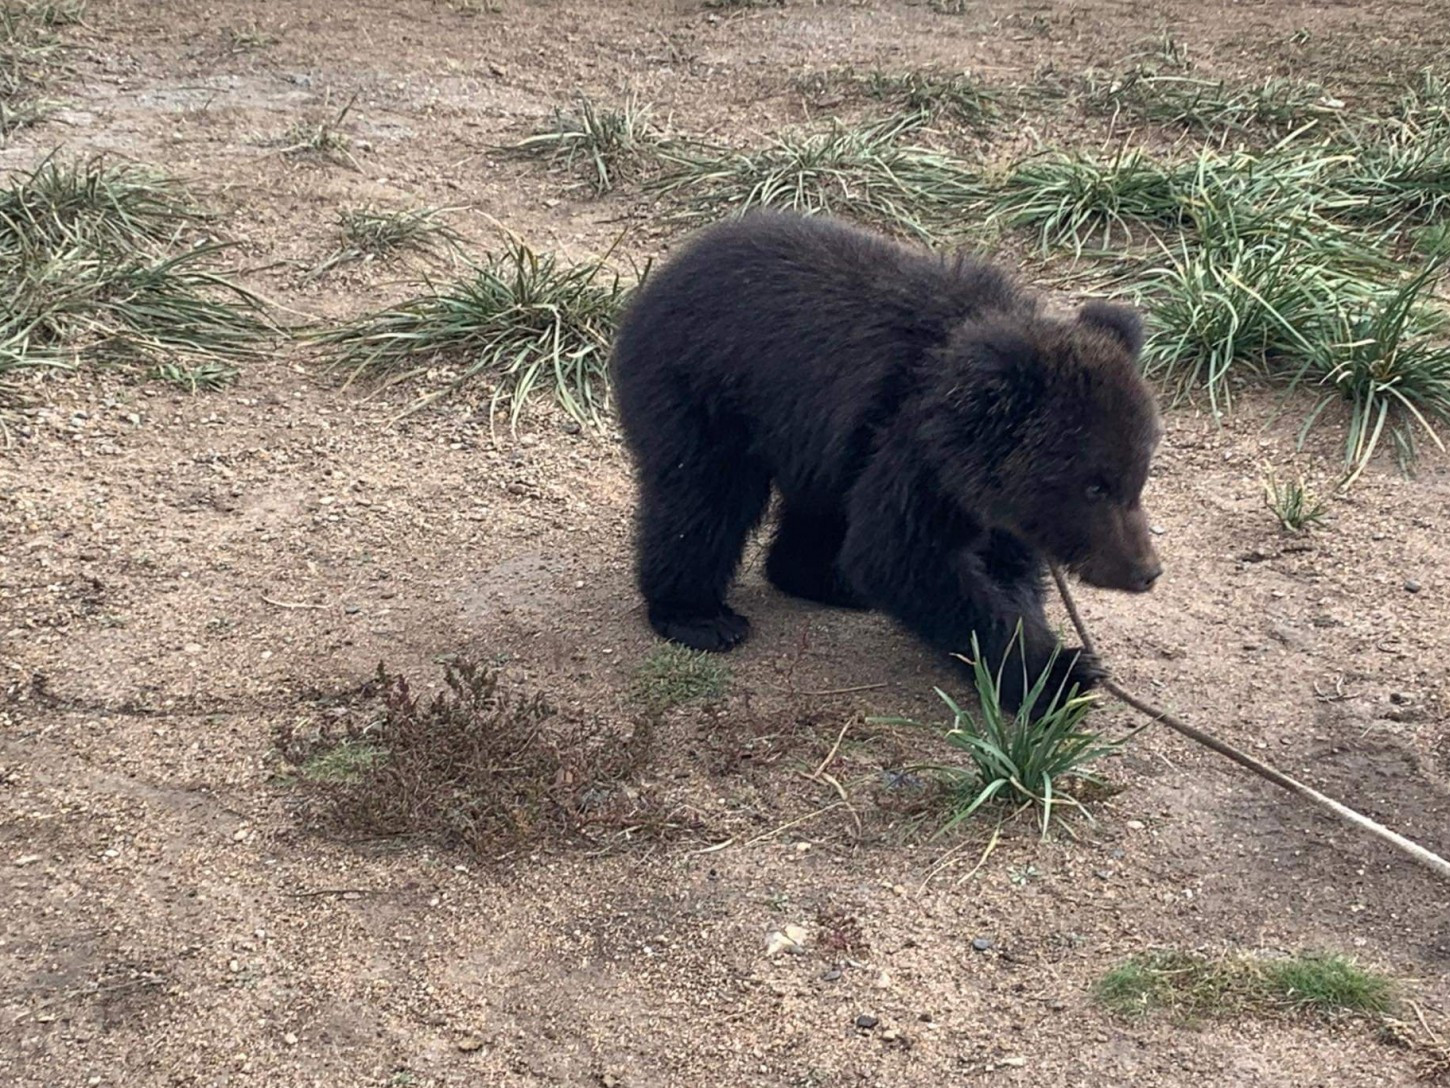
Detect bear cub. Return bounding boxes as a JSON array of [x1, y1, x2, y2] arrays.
[[610, 211, 1163, 710]]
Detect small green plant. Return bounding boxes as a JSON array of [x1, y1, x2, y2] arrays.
[[1335, 116, 1450, 229], [1262, 467, 1328, 532], [1301, 261, 1450, 480], [223, 22, 276, 52], [14, 1, 87, 26], [1085, 70, 1333, 140], [652, 113, 981, 240], [309, 205, 462, 278], [150, 359, 240, 393], [276, 94, 361, 168], [0, 155, 205, 251], [862, 70, 999, 133], [313, 238, 632, 430], [879, 626, 1125, 839], [514, 94, 658, 195], [338, 205, 461, 259], [1263, 952, 1396, 1016], [1135, 234, 1338, 413], [0, 157, 270, 394], [1, 3, 74, 140], [1096, 949, 1396, 1021], [298, 740, 383, 784], [986, 148, 1183, 255], [632, 645, 729, 710]]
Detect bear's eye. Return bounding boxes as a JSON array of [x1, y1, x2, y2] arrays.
[[1085, 482, 1109, 501]]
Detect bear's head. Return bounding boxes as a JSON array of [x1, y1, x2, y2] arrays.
[[928, 300, 1164, 593]]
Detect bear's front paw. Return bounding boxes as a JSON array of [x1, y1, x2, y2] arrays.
[[1011, 646, 1105, 710], [1063, 646, 1107, 692], [649, 605, 751, 652]]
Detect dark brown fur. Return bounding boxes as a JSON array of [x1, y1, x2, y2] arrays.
[[610, 212, 1162, 710]]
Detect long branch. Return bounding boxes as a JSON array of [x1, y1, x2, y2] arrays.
[[1049, 566, 1450, 883]]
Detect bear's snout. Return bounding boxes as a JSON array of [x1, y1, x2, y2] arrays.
[[1076, 505, 1162, 594]]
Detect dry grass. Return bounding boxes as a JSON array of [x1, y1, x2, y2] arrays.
[[277, 657, 688, 859]]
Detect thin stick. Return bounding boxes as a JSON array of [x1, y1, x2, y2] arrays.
[[1049, 566, 1450, 882]]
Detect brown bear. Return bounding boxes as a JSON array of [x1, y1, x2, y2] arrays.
[[609, 211, 1163, 710]]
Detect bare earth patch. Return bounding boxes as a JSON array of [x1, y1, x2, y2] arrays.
[[2, 2, 1448, 1086]]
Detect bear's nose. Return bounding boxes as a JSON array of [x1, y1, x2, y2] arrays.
[[1134, 563, 1163, 592]]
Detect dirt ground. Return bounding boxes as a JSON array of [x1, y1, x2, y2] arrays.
[[3, 1, 1450, 1086]]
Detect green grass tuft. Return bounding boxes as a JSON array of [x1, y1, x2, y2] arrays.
[[1097, 949, 1396, 1021], [0, 155, 270, 398], [299, 741, 384, 784], [514, 93, 659, 195], [308, 205, 463, 278], [313, 238, 632, 430], [1262, 468, 1328, 532], [862, 70, 999, 134], [877, 626, 1126, 839], [651, 113, 981, 240], [0, 154, 206, 251], [986, 148, 1183, 255], [1263, 953, 1397, 1016], [1085, 69, 1335, 140], [632, 645, 729, 710], [1301, 260, 1450, 480]]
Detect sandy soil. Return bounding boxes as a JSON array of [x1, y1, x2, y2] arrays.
[[2, 1, 1449, 1086]]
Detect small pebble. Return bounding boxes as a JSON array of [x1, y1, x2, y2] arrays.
[[855, 1014, 879, 1030], [1405, 579, 1421, 593], [457, 1036, 484, 1053], [971, 937, 993, 952], [821, 968, 842, 982]]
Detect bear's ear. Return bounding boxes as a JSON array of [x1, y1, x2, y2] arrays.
[[1076, 301, 1144, 356], [969, 327, 1047, 414]]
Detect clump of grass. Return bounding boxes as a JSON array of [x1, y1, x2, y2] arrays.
[[1301, 260, 1450, 480], [514, 93, 658, 195], [1335, 116, 1450, 229], [308, 205, 462, 278], [0, 154, 205, 251], [878, 627, 1125, 838], [1, 3, 71, 139], [338, 206, 462, 260], [313, 237, 631, 430], [1262, 467, 1328, 532], [632, 645, 728, 710], [297, 740, 383, 784], [150, 359, 239, 393], [1085, 68, 1335, 140], [986, 148, 1183, 255], [0, 156, 270, 396], [1097, 949, 1397, 1022], [275, 94, 361, 168], [276, 657, 667, 858], [13, 1, 87, 27], [223, 23, 276, 53], [652, 113, 981, 240], [1135, 235, 1336, 413], [792, 68, 999, 136], [864, 70, 999, 134]]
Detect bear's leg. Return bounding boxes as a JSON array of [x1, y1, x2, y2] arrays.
[[635, 450, 771, 653], [765, 504, 870, 610]]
